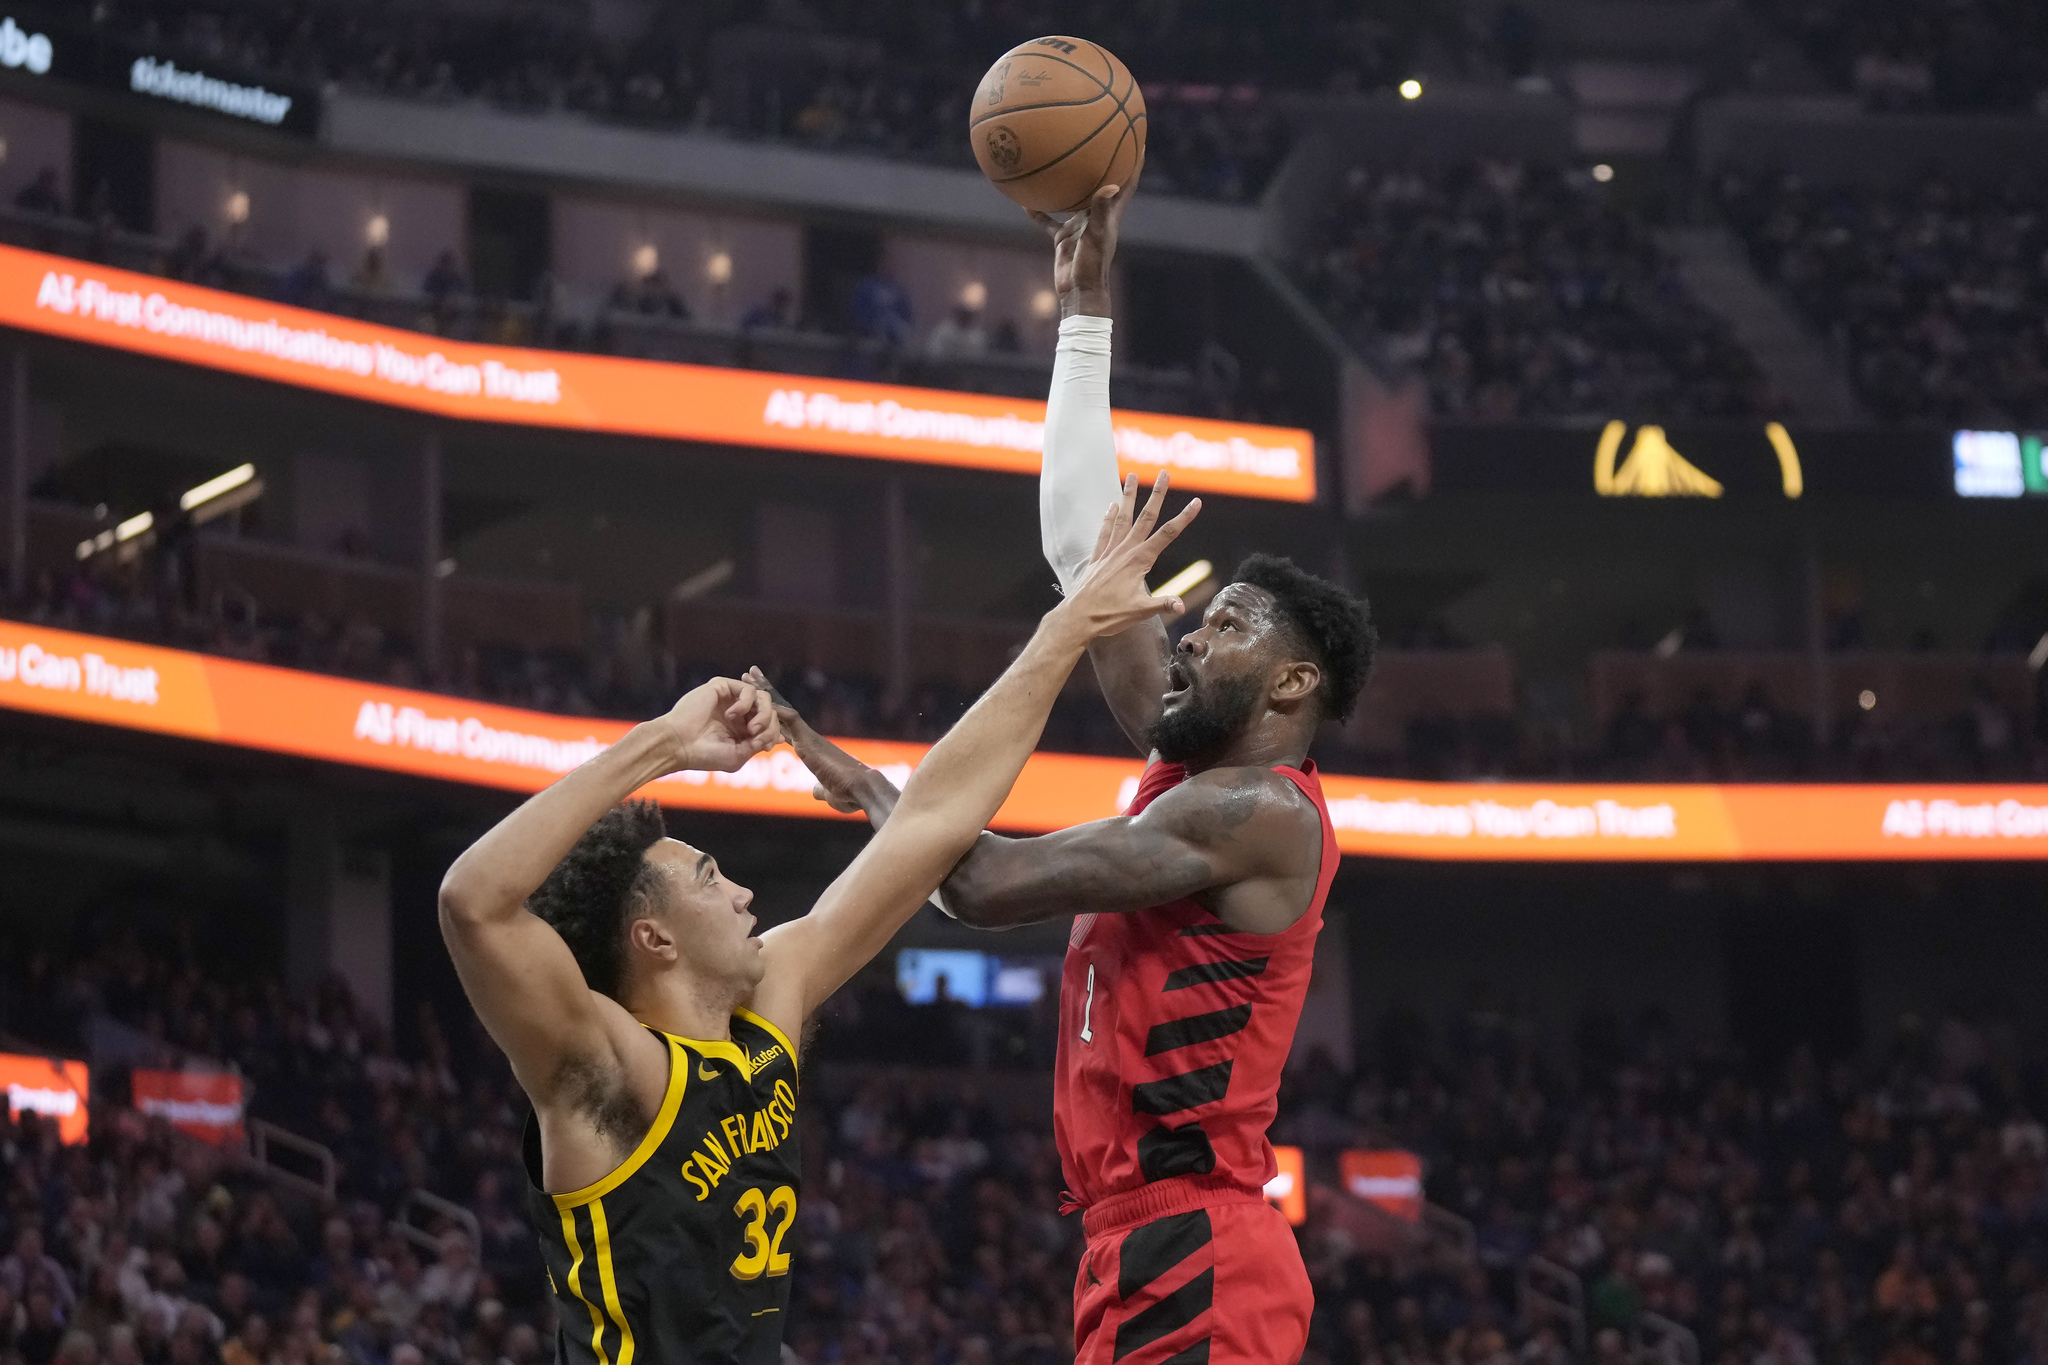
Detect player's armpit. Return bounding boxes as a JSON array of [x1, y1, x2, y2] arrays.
[[939, 765, 1315, 929], [437, 899, 653, 1111]]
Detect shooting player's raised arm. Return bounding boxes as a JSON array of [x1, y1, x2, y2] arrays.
[[1033, 160, 1174, 755]]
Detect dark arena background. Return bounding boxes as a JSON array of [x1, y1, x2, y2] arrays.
[[2, 2, 2048, 1363]]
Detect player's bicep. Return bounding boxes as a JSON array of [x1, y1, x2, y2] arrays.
[[943, 803, 1220, 925], [439, 907, 616, 1101], [1086, 620, 1172, 755]]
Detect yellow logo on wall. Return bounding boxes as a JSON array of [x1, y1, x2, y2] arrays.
[[1593, 421, 1803, 499]]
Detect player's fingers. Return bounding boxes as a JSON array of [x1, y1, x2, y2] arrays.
[[725, 680, 757, 724], [1131, 471, 1171, 538], [750, 688, 776, 737], [1090, 497, 1120, 561], [1139, 497, 1202, 561], [1026, 208, 1060, 235]]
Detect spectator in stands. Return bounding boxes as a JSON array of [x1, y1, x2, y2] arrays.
[[13, 165, 61, 215], [923, 304, 988, 360], [740, 286, 795, 331], [421, 250, 468, 307], [851, 269, 913, 347], [275, 248, 333, 310], [610, 267, 689, 319], [351, 246, 393, 297]]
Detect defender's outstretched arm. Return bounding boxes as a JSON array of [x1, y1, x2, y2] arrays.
[[749, 475, 1200, 1036]]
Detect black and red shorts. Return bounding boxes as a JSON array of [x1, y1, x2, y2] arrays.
[[1072, 1179, 1311, 1365]]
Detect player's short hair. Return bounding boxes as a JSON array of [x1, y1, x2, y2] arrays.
[[527, 800, 668, 1000], [1228, 553, 1377, 724]]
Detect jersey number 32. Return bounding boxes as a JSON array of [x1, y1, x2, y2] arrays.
[[730, 1185, 796, 1280]]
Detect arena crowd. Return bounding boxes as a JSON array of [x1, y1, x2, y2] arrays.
[[5, 929, 2048, 1365]]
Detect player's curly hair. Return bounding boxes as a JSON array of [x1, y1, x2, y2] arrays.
[[1229, 554, 1377, 724], [527, 800, 668, 1001]]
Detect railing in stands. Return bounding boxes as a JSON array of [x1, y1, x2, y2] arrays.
[[1422, 1203, 1476, 1263], [1519, 1255, 1587, 1355], [248, 1119, 337, 1202], [1631, 1311, 1702, 1365], [390, 1187, 482, 1259]]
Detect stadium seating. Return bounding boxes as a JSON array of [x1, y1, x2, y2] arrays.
[[5, 933, 2046, 1365], [66, 0, 1478, 204], [1747, 0, 2048, 112], [1717, 170, 2048, 427], [1300, 161, 1775, 420]]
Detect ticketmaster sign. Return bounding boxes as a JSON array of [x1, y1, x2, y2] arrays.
[[129, 56, 293, 127], [0, 3, 319, 137]]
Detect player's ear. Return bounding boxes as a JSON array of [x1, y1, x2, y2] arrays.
[[1271, 660, 1321, 708], [629, 915, 678, 963]]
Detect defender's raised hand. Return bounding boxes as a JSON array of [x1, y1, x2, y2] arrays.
[[1054, 471, 1200, 640], [657, 676, 780, 773], [1028, 148, 1143, 318]]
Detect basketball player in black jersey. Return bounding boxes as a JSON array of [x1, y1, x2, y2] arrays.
[[437, 476, 1199, 1365]]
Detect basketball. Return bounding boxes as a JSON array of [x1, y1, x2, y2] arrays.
[[969, 36, 1148, 214]]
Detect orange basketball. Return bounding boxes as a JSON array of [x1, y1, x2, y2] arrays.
[[969, 37, 1148, 214]]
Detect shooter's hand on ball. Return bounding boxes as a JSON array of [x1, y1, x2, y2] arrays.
[[1028, 147, 1143, 320]]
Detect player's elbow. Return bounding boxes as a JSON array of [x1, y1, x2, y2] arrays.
[[435, 867, 494, 935], [937, 864, 1022, 930]]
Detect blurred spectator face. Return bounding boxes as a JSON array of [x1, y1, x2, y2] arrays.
[[504, 1324, 541, 1364]]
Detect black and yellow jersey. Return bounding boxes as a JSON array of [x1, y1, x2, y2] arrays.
[[522, 1009, 801, 1365]]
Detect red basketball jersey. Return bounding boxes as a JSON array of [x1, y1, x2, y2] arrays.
[[1053, 759, 1338, 1211]]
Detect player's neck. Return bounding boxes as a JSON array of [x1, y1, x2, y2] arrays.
[[624, 972, 741, 1044], [1181, 722, 1310, 776]]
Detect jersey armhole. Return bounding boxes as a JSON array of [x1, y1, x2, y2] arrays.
[[547, 1032, 689, 1210], [1267, 766, 1331, 927]]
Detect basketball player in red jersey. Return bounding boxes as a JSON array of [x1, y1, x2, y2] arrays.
[[772, 165, 1376, 1365]]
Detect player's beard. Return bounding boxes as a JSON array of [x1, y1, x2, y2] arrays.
[[1146, 672, 1262, 765]]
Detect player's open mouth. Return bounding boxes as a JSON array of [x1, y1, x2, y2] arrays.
[[1163, 660, 1191, 701]]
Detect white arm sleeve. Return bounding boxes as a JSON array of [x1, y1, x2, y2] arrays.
[[1040, 314, 1121, 593]]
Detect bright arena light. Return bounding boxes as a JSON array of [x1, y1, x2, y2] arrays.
[[365, 213, 390, 247], [1399, 79, 1423, 100], [1153, 559, 1214, 600], [180, 463, 257, 512], [224, 190, 250, 224], [1031, 288, 1057, 319], [706, 250, 733, 286], [1859, 690, 1878, 711], [959, 280, 988, 310], [1592, 163, 1615, 183], [631, 243, 658, 277]]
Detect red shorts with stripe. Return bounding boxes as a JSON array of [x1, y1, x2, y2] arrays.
[[1072, 1179, 1312, 1365]]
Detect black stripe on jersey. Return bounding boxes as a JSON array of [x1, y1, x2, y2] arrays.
[[1178, 923, 1234, 937], [1137, 1123, 1217, 1181], [1131, 1060, 1233, 1115], [1160, 1342, 1212, 1365], [1163, 957, 1268, 991], [1144, 1005, 1252, 1056], [1113, 1268, 1215, 1360], [1118, 1210, 1211, 1300]]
